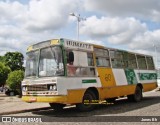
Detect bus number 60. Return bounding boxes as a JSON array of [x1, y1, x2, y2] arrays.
[[105, 74, 111, 81]]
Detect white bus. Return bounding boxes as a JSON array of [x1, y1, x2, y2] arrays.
[[22, 38, 158, 111]]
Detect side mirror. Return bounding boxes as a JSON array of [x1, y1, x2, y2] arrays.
[[68, 51, 74, 63]]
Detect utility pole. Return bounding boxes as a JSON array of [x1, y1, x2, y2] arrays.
[[70, 13, 86, 41]]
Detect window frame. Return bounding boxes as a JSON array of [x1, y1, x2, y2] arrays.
[[136, 55, 147, 70], [146, 56, 155, 70], [110, 50, 124, 68], [65, 49, 96, 77], [94, 48, 110, 67]]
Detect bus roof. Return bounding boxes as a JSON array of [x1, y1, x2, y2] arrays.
[[26, 38, 153, 57], [27, 38, 94, 52]]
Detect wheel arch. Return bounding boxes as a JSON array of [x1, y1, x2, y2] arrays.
[[85, 87, 99, 100], [137, 83, 143, 91]]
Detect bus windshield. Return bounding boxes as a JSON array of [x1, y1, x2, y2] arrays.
[[25, 46, 64, 78], [25, 50, 39, 77]]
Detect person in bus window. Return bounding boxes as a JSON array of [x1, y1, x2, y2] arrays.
[[67, 51, 77, 76]]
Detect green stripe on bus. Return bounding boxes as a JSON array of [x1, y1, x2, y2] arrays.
[[124, 69, 138, 85], [138, 73, 157, 80], [82, 79, 97, 83]]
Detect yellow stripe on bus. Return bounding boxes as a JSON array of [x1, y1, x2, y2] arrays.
[[22, 96, 67, 103]]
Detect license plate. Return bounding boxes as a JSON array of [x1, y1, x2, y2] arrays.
[[29, 97, 37, 102]]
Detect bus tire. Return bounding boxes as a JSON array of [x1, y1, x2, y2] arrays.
[[127, 85, 142, 102], [49, 103, 65, 111], [76, 90, 96, 111]]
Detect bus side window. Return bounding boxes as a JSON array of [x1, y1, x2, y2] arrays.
[[146, 56, 155, 70], [110, 50, 123, 68], [137, 55, 147, 69], [95, 48, 110, 67], [123, 52, 137, 69], [67, 51, 74, 64], [66, 51, 77, 76], [87, 53, 94, 66], [96, 57, 99, 66]]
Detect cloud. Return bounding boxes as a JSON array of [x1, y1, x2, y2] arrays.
[[80, 16, 147, 44], [0, 1, 27, 24], [129, 30, 160, 51], [80, 16, 128, 38], [80, 15, 160, 61], [25, 0, 79, 32], [81, 0, 160, 61], [85, 39, 105, 46], [0, 0, 160, 67], [83, 0, 160, 22], [0, 0, 80, 55]]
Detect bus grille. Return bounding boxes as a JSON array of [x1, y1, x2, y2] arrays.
[[27, 85, 48, 91]]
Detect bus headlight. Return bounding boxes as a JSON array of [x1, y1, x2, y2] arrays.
[[22, 86, 27, 91], [49, 84, 57, 91]]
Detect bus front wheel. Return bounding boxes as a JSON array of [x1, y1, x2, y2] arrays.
[[76, 90, 96, 111], [127, 85, 142, 102], [49, 103, 65, 111]]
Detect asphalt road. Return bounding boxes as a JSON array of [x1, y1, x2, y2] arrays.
[[1, 90, 160, 125]]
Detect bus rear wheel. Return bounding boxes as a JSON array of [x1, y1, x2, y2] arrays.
[[49, 103, 65, 111], [76, 90, 96, 111], [127, 85, 142, 102]]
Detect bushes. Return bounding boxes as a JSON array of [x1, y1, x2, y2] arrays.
[[6, 70, 24, 94]]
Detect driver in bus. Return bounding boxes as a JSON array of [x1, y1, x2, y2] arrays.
[[67, 51, 77, 76]]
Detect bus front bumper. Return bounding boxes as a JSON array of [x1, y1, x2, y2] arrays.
[[22, 95, 68, 103]]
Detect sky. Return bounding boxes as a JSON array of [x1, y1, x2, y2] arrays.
[[0, 0, 160, 68]]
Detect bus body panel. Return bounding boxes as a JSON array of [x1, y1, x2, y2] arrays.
[[97, 67, 116, 87], [142, 82, 157, 92], [22, 82, 157, 104], [98, 85, 136, 99], [22, 95, 68, 103], [56, 77, 102, 95], [112, 69, 128, 86]]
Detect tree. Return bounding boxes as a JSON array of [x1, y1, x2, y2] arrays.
[[0, 62, 11, 87], [4, 52, 24, 71], [6, 70, 24, 93], [0, 56, 4, 63]]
